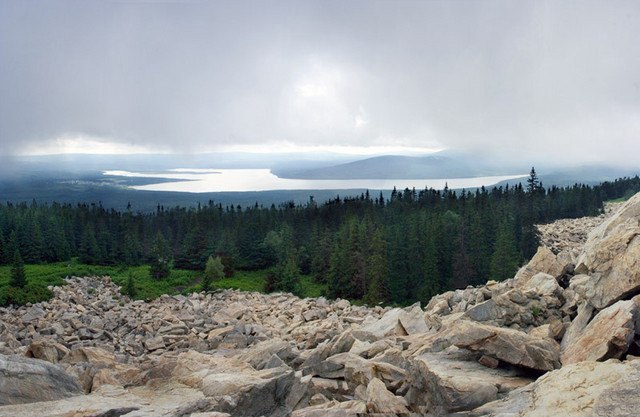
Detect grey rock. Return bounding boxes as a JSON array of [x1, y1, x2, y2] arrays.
[[0, 354, 82, 405]]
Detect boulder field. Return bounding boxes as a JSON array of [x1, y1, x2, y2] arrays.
[[1, 194, 640, 416]]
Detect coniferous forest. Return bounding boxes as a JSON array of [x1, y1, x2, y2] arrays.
[[1, 172, 639, 307]]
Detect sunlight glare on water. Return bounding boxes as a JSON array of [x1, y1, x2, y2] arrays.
[[104, 169, 528, 193]]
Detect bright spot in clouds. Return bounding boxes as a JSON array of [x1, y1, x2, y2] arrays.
[[295, 83, 330, 98]]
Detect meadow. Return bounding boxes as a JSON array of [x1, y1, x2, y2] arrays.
[[0, 259, 326, 305]]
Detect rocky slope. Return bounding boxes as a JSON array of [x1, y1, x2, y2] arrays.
[[1, 195, 640, 416], [536, 201, 622, 254]]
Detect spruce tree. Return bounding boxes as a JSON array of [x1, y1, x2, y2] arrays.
[[278, 255, 301, 295], [365, 229, 390, 304], [79, 227, 100, 264], [418, 224, 441, 304], [123, 273, 137, 299], [0, 230, 5, 265], [526, 167, 540, 194], [490, 219, 521, 281], [10, 249, 26, 289], [149, 232, 171, 280]]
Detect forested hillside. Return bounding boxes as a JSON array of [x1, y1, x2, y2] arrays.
[[1, 172, 639, 307]]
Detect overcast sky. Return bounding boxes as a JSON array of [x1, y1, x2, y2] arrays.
[[1, 0, 639, 165]]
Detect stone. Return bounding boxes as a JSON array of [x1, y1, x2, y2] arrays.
[[91, 368, 122, 390], [574, 192, 640, 309], [465, 359, 640, 417], [21, 305, 46, 323], [346, 358, 407, 393], [0, 354, 82, 405], [525, 272, 562, 296], [444, 320, 561, 371], [561, 296, 640, 365], [328, 330, 356, 356], [478, 355, 500, 369], [406, 349, 532, 414], [308, 377, 351, 401], [25, 339, 69, 364], [144, 336, 166, 351], [398, 303, 430, 334], [354, 308, 408, 339], [309, 393, 330, 406], [0, 382, 205, 417], [365, 378, 410, 414], [560, 301, 594, 350], [236, 338, 296, 370], [292, 400, 367, 417], [515, 246, 570, 286], [63, 346, 116, 369], [354, 303, 428, 340]]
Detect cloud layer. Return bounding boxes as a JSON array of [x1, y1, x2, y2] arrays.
[[1, 0, 639, 165]]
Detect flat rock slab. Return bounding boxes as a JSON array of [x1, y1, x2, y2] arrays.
[[463, 359, 640, 417], [561, 296, 640, 365], [0, 382, 205, 417], [407, 349, 532, 414], [443, 320, 561, 371]]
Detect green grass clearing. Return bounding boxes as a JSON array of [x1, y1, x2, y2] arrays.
[[0, 259, 327, 305]]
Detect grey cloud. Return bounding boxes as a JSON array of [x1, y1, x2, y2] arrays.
[[0, 0, 639, 166]]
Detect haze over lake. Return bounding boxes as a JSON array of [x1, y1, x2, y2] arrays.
[[105, 169, 527, 193]]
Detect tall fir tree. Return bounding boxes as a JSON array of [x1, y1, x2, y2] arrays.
[[364, 229, 390, 304], [10, 249, 26, 289], [122, 273, 137, 299], [79, 227, 100, 264], [149, 232, 171, 280], [490, 218, 521, 281]]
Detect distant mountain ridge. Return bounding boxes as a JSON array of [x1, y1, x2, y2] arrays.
[[274, 151, 520, 179]]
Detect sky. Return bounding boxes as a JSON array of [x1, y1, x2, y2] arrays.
[[1, 0, 639, 165]]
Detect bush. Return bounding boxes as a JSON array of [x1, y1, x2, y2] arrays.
[[1, 284, 53, 307]]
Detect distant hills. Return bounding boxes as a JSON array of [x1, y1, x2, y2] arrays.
[[1, 150, 638, 211], [273, 151, 521, 179]]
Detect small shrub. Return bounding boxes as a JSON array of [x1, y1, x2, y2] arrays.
[[531, 306, 542, 317]]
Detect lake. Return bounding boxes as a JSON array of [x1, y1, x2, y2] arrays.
[[104, 169, 527, 193]]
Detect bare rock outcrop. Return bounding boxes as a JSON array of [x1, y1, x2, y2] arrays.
[[463, 359, 640, 417], [574, 193, 640, 309], [561, 295, 640, 365]]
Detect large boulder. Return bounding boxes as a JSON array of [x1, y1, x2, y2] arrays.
[[0, 382, 205, 417], [406, 349, 532, 414], [560, 300, 594, 350], [574, 192, 640, 309], [172, 350, 297, 417], [365, 378, 409, 414], [235, 338, 297, 369], [561, 296, 640, 365], [463, 359, 640, 417], [443, 320, 561, 371], [0, 354, 82, 405], [25, 339, 69, 364], [515, 246, 572, 287], [354, 303, 427, 339]]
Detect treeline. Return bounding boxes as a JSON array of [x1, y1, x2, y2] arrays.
[[1, 172, 639, 305]]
